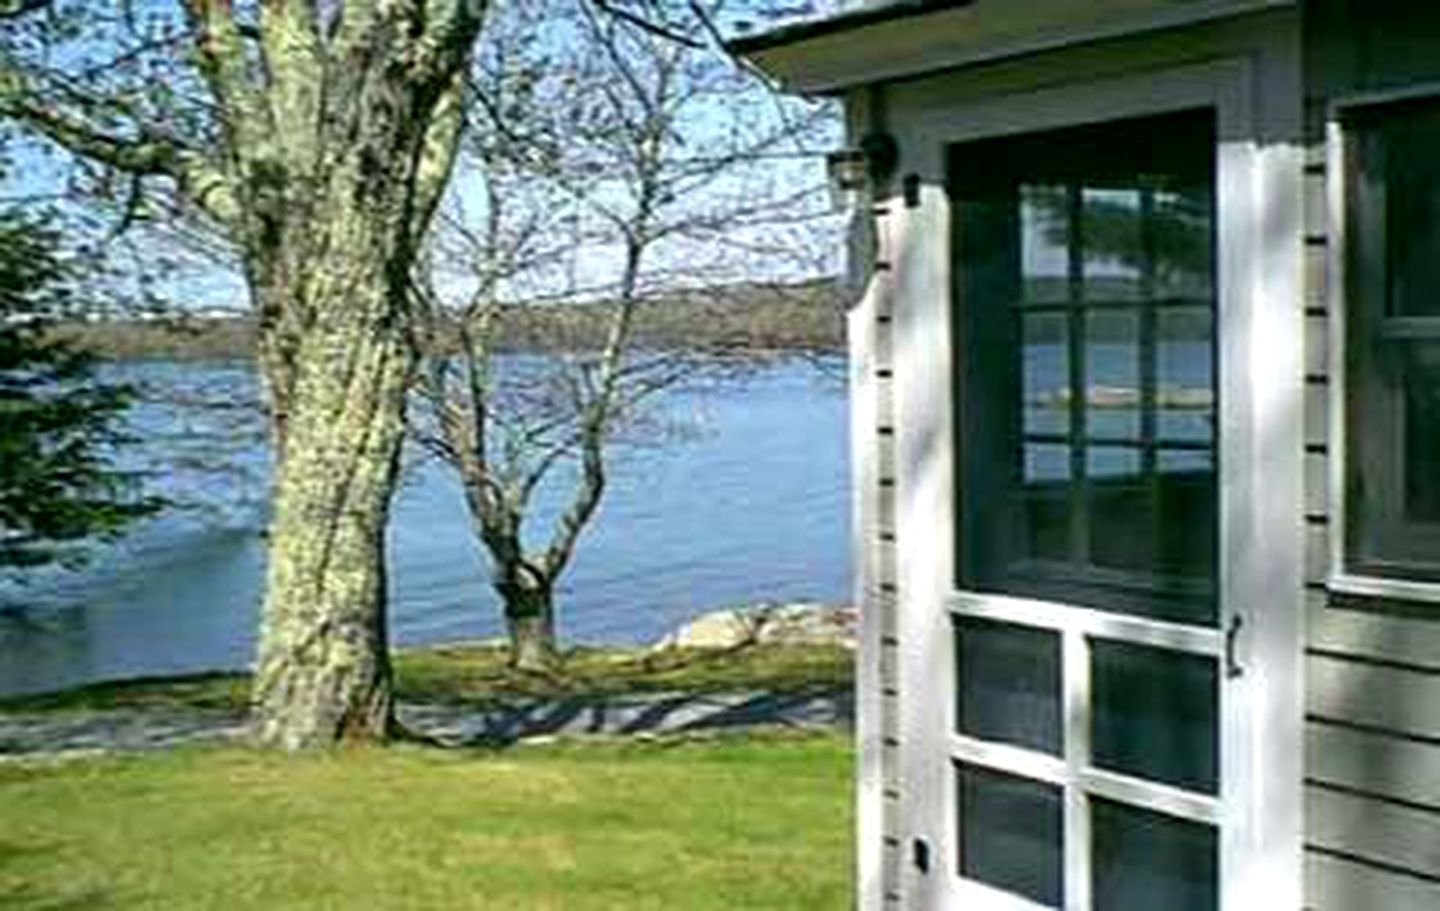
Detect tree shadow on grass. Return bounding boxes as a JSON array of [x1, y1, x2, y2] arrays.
[[403, 686, 854, 748], [0, 840, 112, 911]]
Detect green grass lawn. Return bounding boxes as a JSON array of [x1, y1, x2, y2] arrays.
[[0, 643, 853, 715], [0, 734, 854, 910]]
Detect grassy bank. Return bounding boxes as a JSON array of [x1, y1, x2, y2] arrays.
[[0, 642, 854, 715], [0, 734, 852, 910]]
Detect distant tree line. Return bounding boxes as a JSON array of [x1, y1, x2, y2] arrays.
[[51, 281, 847, 363]]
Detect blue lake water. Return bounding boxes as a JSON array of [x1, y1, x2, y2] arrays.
[[0, 358, 851, 696]]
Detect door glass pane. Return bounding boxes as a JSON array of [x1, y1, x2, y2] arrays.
[[1020, 447, 1072, 563], [1152, 186, 1215, 300], [1024, 313, 1070, 435], [955, 618, 1062, 755], [1157, 307, 1215, 444], [1388, 115, 1440, 318], [1024, 443, 1072, 483], [957, 764, 1063, 908], [1021, 185, 1071, 304], [1088, 446, 1140, 479], [1092, 639, 1218, 794], [1088, 447, 1153, 576], [955, 109, 1218, 624], [1086, 309, 1141, 441], [1405, 342, 1440, 522], [1082, 188, 1143, 301], [1156, 450, 1218, 585], [1092, 799, 1217, 911]]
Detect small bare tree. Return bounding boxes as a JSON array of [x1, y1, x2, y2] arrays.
[[411, 0, 836, 671]]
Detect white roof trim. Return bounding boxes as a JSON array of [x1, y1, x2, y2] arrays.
[[743, 0, 1296, 94]]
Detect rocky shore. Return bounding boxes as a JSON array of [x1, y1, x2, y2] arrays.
[[651, 601, 855, 651]]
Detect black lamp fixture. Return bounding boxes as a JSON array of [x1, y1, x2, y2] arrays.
[[826, 131, 899, 208]]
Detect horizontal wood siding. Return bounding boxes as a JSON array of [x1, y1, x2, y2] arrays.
[[1307, 595, 1440, 673], [1307, 654, 1440, 740], [1307, 724, 1440, 812], [1307, 853, 1440, 911], [1300, 20, 1440, 901], [1307, 787, 1440, 880]]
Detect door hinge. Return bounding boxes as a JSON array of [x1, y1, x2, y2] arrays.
[[912, 836, 931, 874], [903, 174, 921, 208]]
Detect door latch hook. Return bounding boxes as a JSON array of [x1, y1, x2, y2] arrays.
[[1225, 614, 1244, 679]]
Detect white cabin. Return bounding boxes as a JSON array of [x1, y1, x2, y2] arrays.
[[733, 3, 1440, 909]]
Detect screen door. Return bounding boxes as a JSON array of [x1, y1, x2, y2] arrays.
[[946, 109, 1231, 911]]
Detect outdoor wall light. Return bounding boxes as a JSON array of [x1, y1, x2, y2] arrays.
[[826, 131, 899, 209]]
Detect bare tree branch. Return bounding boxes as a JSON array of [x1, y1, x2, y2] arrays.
[[0, 73, 239, 225], [181, 0, 275, 168], [0, 0, 55, 21], [589, 0, 703, 49]]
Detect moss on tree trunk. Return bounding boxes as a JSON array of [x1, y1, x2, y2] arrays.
[[250, 295, 414, 748]]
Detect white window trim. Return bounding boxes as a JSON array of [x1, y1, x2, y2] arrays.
[[1326, 83, 1440, 605]]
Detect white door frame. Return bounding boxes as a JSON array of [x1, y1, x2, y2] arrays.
[[889, 54, 1304, 910]]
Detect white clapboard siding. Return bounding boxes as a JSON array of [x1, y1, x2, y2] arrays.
[[1304, 448, 1328, 517], [1306, 853, 1440, 911], [1304, 241, 1327, 308], [1303, 166, 1327, 241], [1304, 522, 1328, 588], [1307, 724, 1440, 811], [1307, 598, 1440, 673], [1306, 653, 1440, 740], [881, 836, 901, 905], [1306, 786, 1440, 876], [1303, 379, 1328, 452], [1304, 311, 1329, 379]]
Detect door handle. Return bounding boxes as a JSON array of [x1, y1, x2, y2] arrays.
[[1225, 614, 1244, 679]]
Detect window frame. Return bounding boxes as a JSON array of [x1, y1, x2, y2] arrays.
[[951, 125, 1223, 627], [1328, 83, 1440, 603]]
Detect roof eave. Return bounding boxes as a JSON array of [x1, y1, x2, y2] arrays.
[[725, 1, 975, 57], [727, 0, 1298, 96]]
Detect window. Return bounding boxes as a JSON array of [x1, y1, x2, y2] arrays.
[[953, 111, 1219, 625], [1342, 98, 1440, 584]]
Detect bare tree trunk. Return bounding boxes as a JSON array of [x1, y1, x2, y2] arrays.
[[250, 276, 414, 748], [412, 0, 824, 686], [498, 570, 558, 674]]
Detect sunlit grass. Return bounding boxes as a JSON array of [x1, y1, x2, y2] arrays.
[[0, 643, 853, 715], [398, 642, 852, 703], [0, 734, 853, 910]]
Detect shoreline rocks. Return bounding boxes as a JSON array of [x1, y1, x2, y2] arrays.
[[650, 601, 856, 651]]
